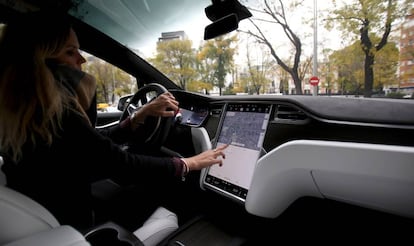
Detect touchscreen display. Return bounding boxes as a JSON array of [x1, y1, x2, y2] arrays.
[[203, 103, 271, 202]]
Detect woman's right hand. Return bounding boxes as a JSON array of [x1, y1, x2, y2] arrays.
[[182, 144, 229, 171], [130, 92, 179, 130]]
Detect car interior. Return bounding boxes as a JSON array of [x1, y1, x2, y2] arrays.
[[1, 0, 414, 245]]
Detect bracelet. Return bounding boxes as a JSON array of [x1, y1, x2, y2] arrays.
[[180, 158, 189, 176], [172, 157, 189, 181]]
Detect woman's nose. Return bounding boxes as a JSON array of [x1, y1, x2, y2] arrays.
[[79, 54, 86, 64]]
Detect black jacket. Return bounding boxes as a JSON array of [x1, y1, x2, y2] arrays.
[[3, 109, 178, 230]]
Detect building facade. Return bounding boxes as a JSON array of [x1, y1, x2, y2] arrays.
[[398, 9, 414, 96]]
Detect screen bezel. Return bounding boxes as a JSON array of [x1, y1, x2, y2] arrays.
[[202, 102, 272, 203]]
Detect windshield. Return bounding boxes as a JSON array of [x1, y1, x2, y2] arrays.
[[69, 0, 413, 99]]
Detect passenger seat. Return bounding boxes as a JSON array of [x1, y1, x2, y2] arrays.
[[0, 185, 85, 245], [0, 155, 178, 246]]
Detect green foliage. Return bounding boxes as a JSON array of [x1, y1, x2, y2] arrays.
[[326, 0, 411, 97], [239, 43, 275, 95], [387, 92, 405, 99], [197, 35, 238, 95], [147, 34, 237, 95], [186, 80, 213, 94], [373, 41, 399, 89], [149, 39, 196, 90], [330, 39, 399, 94], [83, 56, 135, 104]]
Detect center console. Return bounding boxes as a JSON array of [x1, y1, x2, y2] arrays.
[[84, 222, 143, 246], [159, 215, 246, 246], [202, 103, 272, 203]]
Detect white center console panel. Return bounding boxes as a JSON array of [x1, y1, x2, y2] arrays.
[[246, 140, 414, 219]]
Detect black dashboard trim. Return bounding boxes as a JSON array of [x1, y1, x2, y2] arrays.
[[171, 91, 414, 128]]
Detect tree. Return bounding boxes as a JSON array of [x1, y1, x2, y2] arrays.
[[149, 39, 196, 90], [326, 0, 412, 97], [83, 56, 135, 104], [330, 43, 365, 95], [319, 49, 336, 95], [277, 67, 290, 94], [330, 39, 399, 94], [197, 35, 238, 95], [111, 67, 135, 100], [373, 40, 399, 91], [298, 55, 313, 91], [241, 0, 306, 94], [241, 40, 275, 94], [194, 43, 217, 94]]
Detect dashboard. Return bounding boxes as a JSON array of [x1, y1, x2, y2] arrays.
[[177, 107, 209, 127], [171, 90, 414, 220]]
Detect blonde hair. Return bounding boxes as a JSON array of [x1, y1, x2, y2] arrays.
[[0, 11, 79, 161]]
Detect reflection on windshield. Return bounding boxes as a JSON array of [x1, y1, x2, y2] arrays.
[[145, 1, 413, 99], [75, 0, 413, 100]]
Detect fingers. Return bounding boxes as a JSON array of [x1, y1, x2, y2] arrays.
[[215, 144, 229, 151], [160, 92, 178, 104], [215, 158, 224, 167], [212, 145, 227, 166], [186, 144, 229, 171], [160, 93, 178, 107], [216, 144, 229, 165], [213, 148, 226, 159], [213, 144, 229, 156], [162, 94, 179, 116], [147, 92, 179, 117], [161, 111, 177, 118]]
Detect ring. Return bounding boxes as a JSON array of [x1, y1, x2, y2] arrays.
[[213, 148, 218, 152]]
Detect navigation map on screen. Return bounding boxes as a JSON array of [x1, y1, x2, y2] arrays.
[[204, 103, 271, 202]]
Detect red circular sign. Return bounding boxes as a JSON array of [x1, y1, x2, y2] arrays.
[[309, 76, 320, 86]]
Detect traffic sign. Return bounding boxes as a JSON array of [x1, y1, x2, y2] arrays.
[[309, 76, 319, 86]]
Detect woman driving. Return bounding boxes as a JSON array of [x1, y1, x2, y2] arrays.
[[0, 10, 227, 231]]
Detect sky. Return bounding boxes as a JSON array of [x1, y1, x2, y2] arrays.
[[138, 0, 344, 62], [238, 1, 344, 59]]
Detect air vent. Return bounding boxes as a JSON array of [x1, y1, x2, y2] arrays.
[[274, 104, 309, 124]]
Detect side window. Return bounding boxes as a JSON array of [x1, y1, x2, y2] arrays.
[[81, 51, 137, 114]]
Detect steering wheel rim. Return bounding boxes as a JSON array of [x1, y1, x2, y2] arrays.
[[120, 83, 174, 150]]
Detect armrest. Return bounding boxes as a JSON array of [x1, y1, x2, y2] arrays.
[[84, 221, 143, 246]]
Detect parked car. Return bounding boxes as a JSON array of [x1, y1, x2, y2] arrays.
[[0, 0, 413, 245]]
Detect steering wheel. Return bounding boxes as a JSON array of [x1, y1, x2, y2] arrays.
[[120, 83, 174, 151]]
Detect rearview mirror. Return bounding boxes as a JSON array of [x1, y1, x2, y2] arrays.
[[204, 14, 238, 40], [204, 0, 252, 40]]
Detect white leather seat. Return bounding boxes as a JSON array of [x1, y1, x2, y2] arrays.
[[0, 156, 178, 246], [3, 225, 90, 246], [0, 185, 179, 246], [0, 185, 89, 245]]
